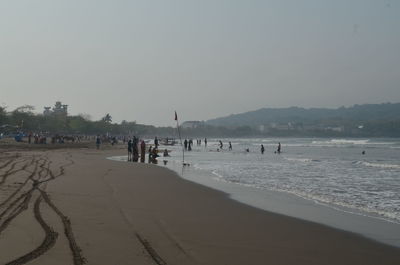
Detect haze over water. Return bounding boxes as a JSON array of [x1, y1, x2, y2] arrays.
[[2, 1, 400, 125]]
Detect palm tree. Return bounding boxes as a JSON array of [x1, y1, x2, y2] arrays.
[[102, 113, 112, 124]]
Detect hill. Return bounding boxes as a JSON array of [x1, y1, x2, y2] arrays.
[[206, 103, 400, 127]]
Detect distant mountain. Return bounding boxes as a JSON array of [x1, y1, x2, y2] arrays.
[[206, 103, 400, 127]]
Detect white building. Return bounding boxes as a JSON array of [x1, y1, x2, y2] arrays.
[[181, 121, 204, 129]]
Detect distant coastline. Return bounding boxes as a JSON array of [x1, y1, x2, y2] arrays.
[[1, 102, 399, 138]]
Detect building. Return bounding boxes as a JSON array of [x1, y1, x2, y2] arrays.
[[181, 121, 204, 129], [43, 107, 52, 116]]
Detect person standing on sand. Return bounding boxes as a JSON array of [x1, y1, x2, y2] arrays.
[[229, 141, 232, 151], [204, 138, 207, 147], [277, 142, 281, 154], [127, 139, 133, 161], [96, 135, 101, 149], [184, 139, 188, 150], [132, 136, 139, 162], [140, 140, 146, 163], [261, 144, 265, 154]]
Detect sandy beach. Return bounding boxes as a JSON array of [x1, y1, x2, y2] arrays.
[[1, 144, 400, 265]]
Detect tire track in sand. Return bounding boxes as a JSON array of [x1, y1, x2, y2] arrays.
[[102, 169, 170, 265], [2, 153, 85, 265], [0, 156, 40, 209], [0, 189, 33, 235], [5, 195, 58, 265], [136, 233, 168, 265], [39, 189, 86, 265], [0, 158, 30, 186]]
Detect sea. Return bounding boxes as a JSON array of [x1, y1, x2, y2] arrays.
[[109, 137, 400, 247]]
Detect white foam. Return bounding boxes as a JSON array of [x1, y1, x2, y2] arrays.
[[107, 155, 129, 162], [312, 139, 370, 145], [358, 161, 400, 170], [266, 187, 400, 224], [285, 157, 313, 163]]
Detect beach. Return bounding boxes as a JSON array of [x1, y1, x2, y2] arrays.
[[1, 145, 400, 265]]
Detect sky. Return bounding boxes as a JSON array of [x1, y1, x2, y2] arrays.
[[1, 0, 399, 126]]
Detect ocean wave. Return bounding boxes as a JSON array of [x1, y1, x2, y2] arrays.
[[356, 161, 400, 170], [312, 139, 370, 145], [207, 168, 400, 224], [285, 157, 317, 163], [267, 187, 400, 224], [285, 157, 321, 163]]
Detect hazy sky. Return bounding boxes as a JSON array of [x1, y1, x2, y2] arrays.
[[1, 0, 399, 126]]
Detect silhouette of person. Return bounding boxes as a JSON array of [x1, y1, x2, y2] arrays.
[[127, 139, 133, 161], [140, 140, 146, 163], [96, 135, 101, 150], [154, 137, 159, 148]]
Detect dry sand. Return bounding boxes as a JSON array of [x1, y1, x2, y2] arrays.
[[0, 144, 399, 265]]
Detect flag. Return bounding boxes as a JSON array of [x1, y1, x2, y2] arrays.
[[174, 111, 178, 121]]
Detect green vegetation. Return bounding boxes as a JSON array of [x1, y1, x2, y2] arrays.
[[205, 103, 400, 137], [1, 103, 399, 138], [207, 103, 400, 126], [0, 105, 174, 137]]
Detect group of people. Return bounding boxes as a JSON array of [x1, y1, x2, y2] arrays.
[[214, 140, 282, 154], [260, 142, 281, 154], [125, 136, 170, 164], [28, 133, 47, 144], [26, 133, 82, 145], [127, 136, 147, 162], [261, 142, 281, 154], [107, 135, 283, 163], [183, 139, 193, 151], [184, 138, 208, 151]]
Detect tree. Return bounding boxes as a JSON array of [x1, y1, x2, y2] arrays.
[[68, 116, 89, 133], [0, 106, 7, 125], [10, 105, 37, 129], [13, 105, 35, 114], [78, 113, 92, 121], [101, 113, 112, 124]]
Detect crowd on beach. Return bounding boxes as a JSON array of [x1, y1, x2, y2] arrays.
[[98, 135, 284, 164], [11, 132, 89, 144], [109, 136, 170, 164], [3, 130, 283, 160]]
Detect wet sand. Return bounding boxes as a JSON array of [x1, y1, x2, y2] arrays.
[[0, 145, 399, 264]]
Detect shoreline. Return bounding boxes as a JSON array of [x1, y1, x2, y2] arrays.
[[108, 154, 400, 248], [1, 147, 400, 264], [163, 158, 400, 248]]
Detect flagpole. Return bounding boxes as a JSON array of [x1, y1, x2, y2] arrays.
[[175, 111, 185, 165]]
